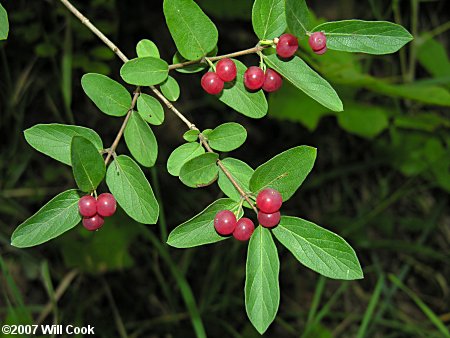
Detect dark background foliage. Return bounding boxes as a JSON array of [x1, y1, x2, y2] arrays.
[[1, 0, 449, 337]]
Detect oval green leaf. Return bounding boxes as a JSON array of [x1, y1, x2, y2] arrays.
[[167, 199, 241, 248], [120, 57, 169, 86], [179, 153, 219, 188], [71, 136, 106, 192], [273, 216, 364, 280], [24, 124, 103, 166], [249, 145, 317, 201], [0, 3, 8, 40], [218, 59, 268, 118], [218, 158, 254, 204], [106, 155, 159, 224], [252, 0, 286, 39], [285, 0, 310, 36], [136, 39, 160, 58], [124, 112, 158, 167], [167, 142, 205, 176], [183, 129, 200, 142], [208, 122, 247, 152], [11, 190, 81, 248], [160, 76, 180, 101], [245, 226, 280, 334], [81, 73, 131, 117], [163, 0, 218, 60], [264, 54, 343, 112], [312, 20, 413, 55], [137, 93, 165, 125]]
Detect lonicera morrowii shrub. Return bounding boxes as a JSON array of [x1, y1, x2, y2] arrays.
[[5, 0, 413, 333]]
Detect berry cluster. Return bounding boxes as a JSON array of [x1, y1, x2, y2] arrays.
[[213, 188, 283, 242], [201, 58, 237, 95], [78, 193, 117, 231]]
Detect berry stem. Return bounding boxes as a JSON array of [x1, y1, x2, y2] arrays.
[[59, 0, 256, 211], [169, 45, 270, 71]]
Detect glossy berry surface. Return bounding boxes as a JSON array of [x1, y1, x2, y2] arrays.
[[215, 58, 237, 82], [276, 33, 298, 58], [243, 66, 265, 91], [256, 188, 283, 213], [214, 210, 237, 236], [309, 32, 327, 53], [97, 193, 117, 217], [201, 71, 224, 95], [262, 69, 283, 92], [78, 195, 97, 217], [258, 211, 281, 228], [233, 218, 255, 241], [82, 214, 104, 231]]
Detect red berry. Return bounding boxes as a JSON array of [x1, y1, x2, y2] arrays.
[[262, 69, 283, 92], [276, 33, 298, 58], [78, 195, 97, 217], [214, 210, 237, 236], [233, 218, 255, 241], [97, 193, 117, 217], [201, 72, 224, 95], [244, 66, 265, 91], [82, 214, 104, 231], [314, 46, 327, 55], [308, 32, 327, 53], [215, 58, 237, 82], [256, 188, 282, 213], [258, 211, 281, 228]]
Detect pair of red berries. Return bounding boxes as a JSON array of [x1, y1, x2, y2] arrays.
[[213, 188, 283, 241], [201, 58, 237, 95], [78, 193, 117, 231], [243, 67, 282, 92]]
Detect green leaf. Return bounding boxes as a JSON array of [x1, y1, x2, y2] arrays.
[[249, 145, 316, 201], [245, 226, 280, 334], [120, 57, 169, 86], [218, 59, 268, 118], [136, 39, 160, 58], [337, 104, 389, 138], [163, 0, 218, 60], [11, 190, 81, 248], [167, 199, 241, 248], [208, 122, 247, 152], [124, 112, 158, 167], [273, 216, 363, 280], [167, 142, 205, 176], [137, 93, 165, 125], [81, 73, 131, 117], [264, 54, 343, 112], [106, 155, 159, 224], [183, 129, 200, 142], [218, 158, 254, 203], [312, 20, 413, 55], [0, 3, 8, 40], [285, 0, 310, 36], [71, 136, 106, 192], [24, 124, 103, 166], [252, 0, 286, 39], [160, 76, 180, 101], [417, 37, 450, 79], [179, 153, 219, 188]]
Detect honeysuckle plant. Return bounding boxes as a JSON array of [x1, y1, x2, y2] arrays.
[[3, 0, 413, 334]]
